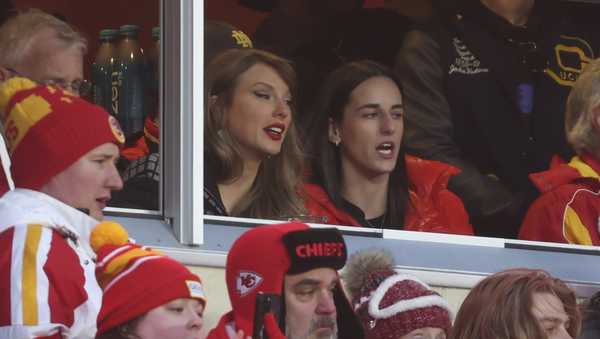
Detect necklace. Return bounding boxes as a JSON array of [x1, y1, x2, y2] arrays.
[[365, 212, 387, 229]]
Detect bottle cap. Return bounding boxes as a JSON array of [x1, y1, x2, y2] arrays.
[[119, 24, 140, 36], [152, 26, 160, 40], [99, 29, 118, 40]]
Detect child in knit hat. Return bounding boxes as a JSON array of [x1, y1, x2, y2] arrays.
[[343, 249, 452, 339], [0, 78, 124, 338], [92, 221, 210, 339]]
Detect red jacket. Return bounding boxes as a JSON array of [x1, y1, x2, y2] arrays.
[[519, 155, 600, 245], [304, 155, 473, 235]]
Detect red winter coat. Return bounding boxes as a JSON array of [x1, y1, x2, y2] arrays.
[[303, 155, 473, 235], [519, 155, 600, 245]]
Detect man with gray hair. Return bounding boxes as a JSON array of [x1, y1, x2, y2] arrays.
[[519, 58, 600, 246], [0, 8, 89, 97]]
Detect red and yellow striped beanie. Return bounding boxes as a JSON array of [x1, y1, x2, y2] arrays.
[[0, 77, 125, 192], [91, 221, 207, 335]]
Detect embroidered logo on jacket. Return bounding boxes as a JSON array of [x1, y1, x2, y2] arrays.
[[546, 35, 594, 87], [236, 271, 263, 296], [449, 38, 489, 75]]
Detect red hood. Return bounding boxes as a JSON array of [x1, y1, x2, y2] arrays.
[[225, 223, 307, 335], [530, 155, 600, 193]]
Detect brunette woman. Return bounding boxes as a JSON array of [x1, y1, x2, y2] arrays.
[[304, 60, 472, 234]]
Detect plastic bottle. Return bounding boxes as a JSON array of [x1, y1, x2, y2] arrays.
[[114, 24, 145, 140], [92, 29, 117, 114]]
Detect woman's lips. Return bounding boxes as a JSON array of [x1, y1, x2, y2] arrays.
[[376, 142, 395, 159], [264, 123, 286, 141]]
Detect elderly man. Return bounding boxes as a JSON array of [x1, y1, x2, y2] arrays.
[[0, 8, 89, 96], [207, 223, 363, 339], [0, 77, 124, 338]]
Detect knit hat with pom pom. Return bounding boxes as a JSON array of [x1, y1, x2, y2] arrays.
[[0, 77, 125, 193], [342, 249, 452, 339], [91, 221, 206, 335]]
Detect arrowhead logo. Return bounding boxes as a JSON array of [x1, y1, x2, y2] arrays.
[[236, 271, 263, 296]]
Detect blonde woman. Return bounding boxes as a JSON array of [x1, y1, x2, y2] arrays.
[[204, 48, 305, 219]]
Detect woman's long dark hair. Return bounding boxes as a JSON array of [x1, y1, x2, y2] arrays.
[[305, 60, 409, 228]]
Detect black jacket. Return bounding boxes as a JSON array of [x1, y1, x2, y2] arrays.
[[395, 0, 598, 236]]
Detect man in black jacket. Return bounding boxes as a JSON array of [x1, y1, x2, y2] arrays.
[[395, 0, 598, 237]]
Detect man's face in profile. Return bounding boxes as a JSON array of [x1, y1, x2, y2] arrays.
[[284, 267, 338, 339]]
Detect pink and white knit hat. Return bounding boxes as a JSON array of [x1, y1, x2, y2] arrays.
[[343, 249, 452, 339]]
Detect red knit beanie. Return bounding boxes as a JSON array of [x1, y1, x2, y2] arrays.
[[91, 222, 206, 335], [344, 249, 452, 339], [0, 77, 125, 192]]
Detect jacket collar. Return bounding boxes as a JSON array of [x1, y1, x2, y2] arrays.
[[0, 188, 99, 258], [529, 155, 600, 193]]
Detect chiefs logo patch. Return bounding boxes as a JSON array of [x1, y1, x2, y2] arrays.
[[108, 116, 125, 144], [236, 271, 263, 297]]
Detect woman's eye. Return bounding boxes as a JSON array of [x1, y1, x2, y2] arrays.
[[391, 111, 404, 119], [254, 91, 270, 99], [363, 112, 378, 118], [169, 307, 184, 313]]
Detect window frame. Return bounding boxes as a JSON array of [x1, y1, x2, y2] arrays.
[[113, 0, 600, 297]]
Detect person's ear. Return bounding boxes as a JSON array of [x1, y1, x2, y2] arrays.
[[328, 118, 341, 146]]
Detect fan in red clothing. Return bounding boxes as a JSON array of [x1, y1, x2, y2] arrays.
[[303, 60, 473, 235], [519, 58, 600, 246], [0, 77, 124, 338], [92, 221, 207, 339], [207, 222, 363, 339]]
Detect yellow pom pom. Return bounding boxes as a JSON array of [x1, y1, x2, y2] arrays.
[[90, 221, 129, 252]]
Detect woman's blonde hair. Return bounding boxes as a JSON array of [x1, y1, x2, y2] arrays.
[[565, 58, 600, 159], [205, 48, 305, 218], [451, 268, 580, 339]]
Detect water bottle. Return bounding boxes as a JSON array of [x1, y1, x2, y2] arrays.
[[92, 29, 117, 114], [114, 24, 145, 140]]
